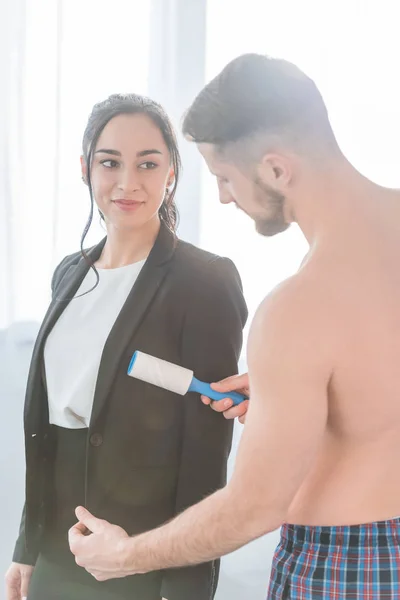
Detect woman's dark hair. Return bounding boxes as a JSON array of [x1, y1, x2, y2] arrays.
[[80, 93, 181, 284]]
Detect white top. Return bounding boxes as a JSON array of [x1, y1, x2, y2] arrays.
[[44, 259, 146, 429]]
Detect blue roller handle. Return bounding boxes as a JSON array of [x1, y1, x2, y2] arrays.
[[189, 377, 247, 405]]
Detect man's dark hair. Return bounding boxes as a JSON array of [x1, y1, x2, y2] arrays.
[[182, 53, 337, 157]]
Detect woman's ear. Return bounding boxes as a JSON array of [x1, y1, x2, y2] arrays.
[[167, 167, 175, 188], [80, 155, 88, 185]]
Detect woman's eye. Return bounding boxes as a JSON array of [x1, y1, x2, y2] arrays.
[[139, 161, 158, 170], [100, 159, 119, 168]]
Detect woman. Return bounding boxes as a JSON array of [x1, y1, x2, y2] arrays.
[[5, 93, 247, 600]]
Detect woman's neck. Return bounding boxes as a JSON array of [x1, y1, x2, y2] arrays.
[[96, 217, 160, 269]]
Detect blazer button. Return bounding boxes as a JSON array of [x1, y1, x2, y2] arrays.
[[89, 433, 103, 447]]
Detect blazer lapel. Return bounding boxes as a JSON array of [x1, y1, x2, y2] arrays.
[[34, 241, 106, 355], [24, 241, 106, 428], [89, 223, 177, 425]]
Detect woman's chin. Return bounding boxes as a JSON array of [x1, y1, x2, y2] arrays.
[[105, 211, 160, 233]]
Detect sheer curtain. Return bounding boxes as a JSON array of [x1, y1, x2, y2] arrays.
[[0, 0, 27, 328], [0, 0, 150, 329], [203, 2, 400, 598]]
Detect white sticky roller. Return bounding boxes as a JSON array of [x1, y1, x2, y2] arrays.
[[127, 351, 193, 395], [127, 351, 246, 405]]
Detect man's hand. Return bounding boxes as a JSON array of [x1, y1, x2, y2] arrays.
[[5, 562, 34, 600], [201, 373, 250, 423], [68, 507, 131, 581]]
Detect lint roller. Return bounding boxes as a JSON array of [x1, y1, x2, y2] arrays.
[[127, 351, 247, 405]]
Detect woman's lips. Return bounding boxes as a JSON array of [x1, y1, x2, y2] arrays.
[[112, 199, 144, 212]]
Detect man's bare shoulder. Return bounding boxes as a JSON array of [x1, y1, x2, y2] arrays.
[[248, 268, 341, 370], [255, 265, 335, 326]]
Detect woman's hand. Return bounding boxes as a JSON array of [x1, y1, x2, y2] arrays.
[[5, 562, 34, 600]]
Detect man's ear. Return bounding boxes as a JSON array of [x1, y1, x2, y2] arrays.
[[257, 152, 293, 190]]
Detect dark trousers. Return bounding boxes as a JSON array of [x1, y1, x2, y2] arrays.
[[28, 426, 162, 600]]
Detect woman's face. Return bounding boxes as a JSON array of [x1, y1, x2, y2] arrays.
[[82, 113, 173, 232]]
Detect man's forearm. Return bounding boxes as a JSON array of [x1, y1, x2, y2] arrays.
[[121, 486, 282, 574]]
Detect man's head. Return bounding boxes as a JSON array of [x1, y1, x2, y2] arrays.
[[182, 53, 339, 236]]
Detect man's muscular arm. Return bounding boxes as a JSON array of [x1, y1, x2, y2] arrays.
[[70, 275, 335, 579]]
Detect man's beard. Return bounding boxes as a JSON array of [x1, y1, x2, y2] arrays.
[[253, 176, 290, 237]]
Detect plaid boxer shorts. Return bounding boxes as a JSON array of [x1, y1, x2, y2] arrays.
[[267, 518, 400, 599]]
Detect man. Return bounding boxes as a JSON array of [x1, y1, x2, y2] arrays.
[[69, 54, 400, 598]]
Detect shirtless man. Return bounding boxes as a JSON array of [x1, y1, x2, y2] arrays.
[[69, 54, 400, 598]]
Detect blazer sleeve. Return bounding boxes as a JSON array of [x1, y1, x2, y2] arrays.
[[12, 504, 37, 565], [161, 257, 248, 600], [12, 255, 71, 565]]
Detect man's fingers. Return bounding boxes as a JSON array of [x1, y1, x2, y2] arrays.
[[223, 400, 249, 421], [69, 513, 99, 552], [74, 506, 105, 534], [74, 521, 90, 534], [200, 395, 211, 406], [68, 523, 86, 551], [210, 373, 249, 394], [202, 396, 250, 421], [201, 395, 250, 421], [201, 396, 233, 412]]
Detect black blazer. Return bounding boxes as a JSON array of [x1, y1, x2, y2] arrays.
[[13, 223, 248, 600]]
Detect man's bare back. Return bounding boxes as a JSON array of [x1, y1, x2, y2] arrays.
[[285, 190, 400, 526]]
